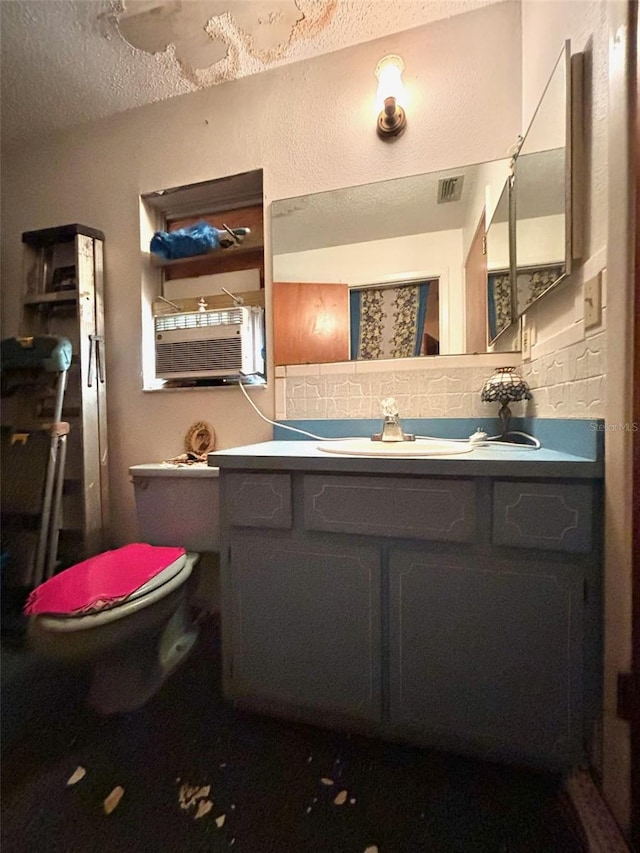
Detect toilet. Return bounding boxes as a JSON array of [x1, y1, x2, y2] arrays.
[[26, 463, 220, 714]]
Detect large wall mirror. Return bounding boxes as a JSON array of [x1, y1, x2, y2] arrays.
[[271, 158, 510, 365], [513, 39, 582, 316]]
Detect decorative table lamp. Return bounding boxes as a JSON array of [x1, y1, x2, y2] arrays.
[[480, 366, 532, 439]]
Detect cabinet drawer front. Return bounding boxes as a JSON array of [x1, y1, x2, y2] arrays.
[[304, 475, 475, 541], [226, 473, 291, 529], [493, 482, 592, 553]]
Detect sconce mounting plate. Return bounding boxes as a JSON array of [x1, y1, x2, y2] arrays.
[[377, 102, 406, 139]]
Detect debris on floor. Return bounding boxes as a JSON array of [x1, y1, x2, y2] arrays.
[[333, 789, 348, 805], [66, 766, 86, 786], [103, 786, 124, 815], [215, 814, 226, 828], [195, 800, 213, 820], [178, 782, 214, 820], [178, 783, 210, 811], [320, 777, 334, 786], [364, 847, 379, 853]]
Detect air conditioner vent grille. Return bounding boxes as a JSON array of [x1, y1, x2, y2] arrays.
[[156, 338, 242, 374], [437, 175, 464, 203]]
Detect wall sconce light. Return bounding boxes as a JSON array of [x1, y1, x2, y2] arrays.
[[481, 366, 532, 438], [375, 54, 407, 139]]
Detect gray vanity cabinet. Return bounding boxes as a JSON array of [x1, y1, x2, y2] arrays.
[[387, 546, 584, 766], [218, 466, 601, 771], [226, 529, 382, 723]]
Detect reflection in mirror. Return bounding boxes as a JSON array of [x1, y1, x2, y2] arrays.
[[272, 159, 510, 365], [514, 40, 576, 316], [486, 178, 514, 344], [349, 277, 438, 360]]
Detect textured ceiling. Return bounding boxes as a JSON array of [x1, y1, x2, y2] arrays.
[[272, 162, 488, 253], [0, 0, 500, 149]]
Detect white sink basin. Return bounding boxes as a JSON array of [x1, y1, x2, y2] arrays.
[[317, 438, 474, 457]]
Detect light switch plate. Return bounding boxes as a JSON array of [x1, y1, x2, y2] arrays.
[[584, 273, 602, 328]]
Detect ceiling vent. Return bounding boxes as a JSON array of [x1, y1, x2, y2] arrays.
[[437, 175, 464, 203]]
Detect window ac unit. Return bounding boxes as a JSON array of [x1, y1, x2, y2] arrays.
[[154, 305, 264, 380]]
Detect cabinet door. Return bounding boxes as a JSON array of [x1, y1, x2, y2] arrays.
[[228, 532, 381, 723], [388, 547, 584, 767]]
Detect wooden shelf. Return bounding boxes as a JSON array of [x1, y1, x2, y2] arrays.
[[152, 289, 265, 316], [23, 289, 79, 305], [148, 242, 264, 269]]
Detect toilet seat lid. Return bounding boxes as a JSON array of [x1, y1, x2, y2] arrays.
[[25, 543, 187, 616], [122, 554, 188, 602]]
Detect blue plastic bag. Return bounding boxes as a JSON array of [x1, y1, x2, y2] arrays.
[[150, 221, 221, 261]]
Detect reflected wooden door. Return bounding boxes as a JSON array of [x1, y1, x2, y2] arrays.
[[273, 281, 350, 365], [464, 213, 488, 353]]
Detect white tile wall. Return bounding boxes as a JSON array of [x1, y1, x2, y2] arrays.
[[276, 332, 607, 421], [277, 354, 523, 420], [522, 330, 607, 418]]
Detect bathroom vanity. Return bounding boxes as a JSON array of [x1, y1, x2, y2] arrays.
[[209, 433, 603, 771]]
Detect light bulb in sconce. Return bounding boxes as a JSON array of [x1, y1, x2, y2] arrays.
[[375, 54, 407, 139]]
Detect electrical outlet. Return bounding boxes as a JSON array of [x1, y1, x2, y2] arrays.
[[584, 272, 602, 329]]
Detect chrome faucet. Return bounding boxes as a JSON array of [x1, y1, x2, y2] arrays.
[[371, 397, 415, 442]]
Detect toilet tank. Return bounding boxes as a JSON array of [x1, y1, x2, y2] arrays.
[[129, 464, 220, 553]]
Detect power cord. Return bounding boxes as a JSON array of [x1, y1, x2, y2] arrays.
[[415, 429, 539, 449], [237, 379, 353, 441]]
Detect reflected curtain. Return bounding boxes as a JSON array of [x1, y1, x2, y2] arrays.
[[487, 271, 512, 343], [349, 281, 430, 360]]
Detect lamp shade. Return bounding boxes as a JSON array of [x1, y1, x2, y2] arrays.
[[374, 54, 407, 139], [375, 55, 405, 110], [480, 366, 532, 404]]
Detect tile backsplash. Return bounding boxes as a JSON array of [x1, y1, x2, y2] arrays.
[[276, 354, 522, 421], [276, 332, 607, 421], [522, 330, 606, 419]]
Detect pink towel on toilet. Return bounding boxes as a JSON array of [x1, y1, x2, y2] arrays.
[[24, 543, 186, 616]]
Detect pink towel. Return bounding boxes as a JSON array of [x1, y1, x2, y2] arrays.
[[25, 543, 186, 616]]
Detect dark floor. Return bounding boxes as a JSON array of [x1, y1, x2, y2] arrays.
[[1, 618, 586, 853]]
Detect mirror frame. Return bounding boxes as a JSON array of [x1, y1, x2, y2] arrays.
[[486, 174, 516, 346], [512, 40, 583, 318]]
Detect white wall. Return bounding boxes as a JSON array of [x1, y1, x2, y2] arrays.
[[462, 158, 511, 255], [516, 213, 566, 265], [486, 221, 510, 270]]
